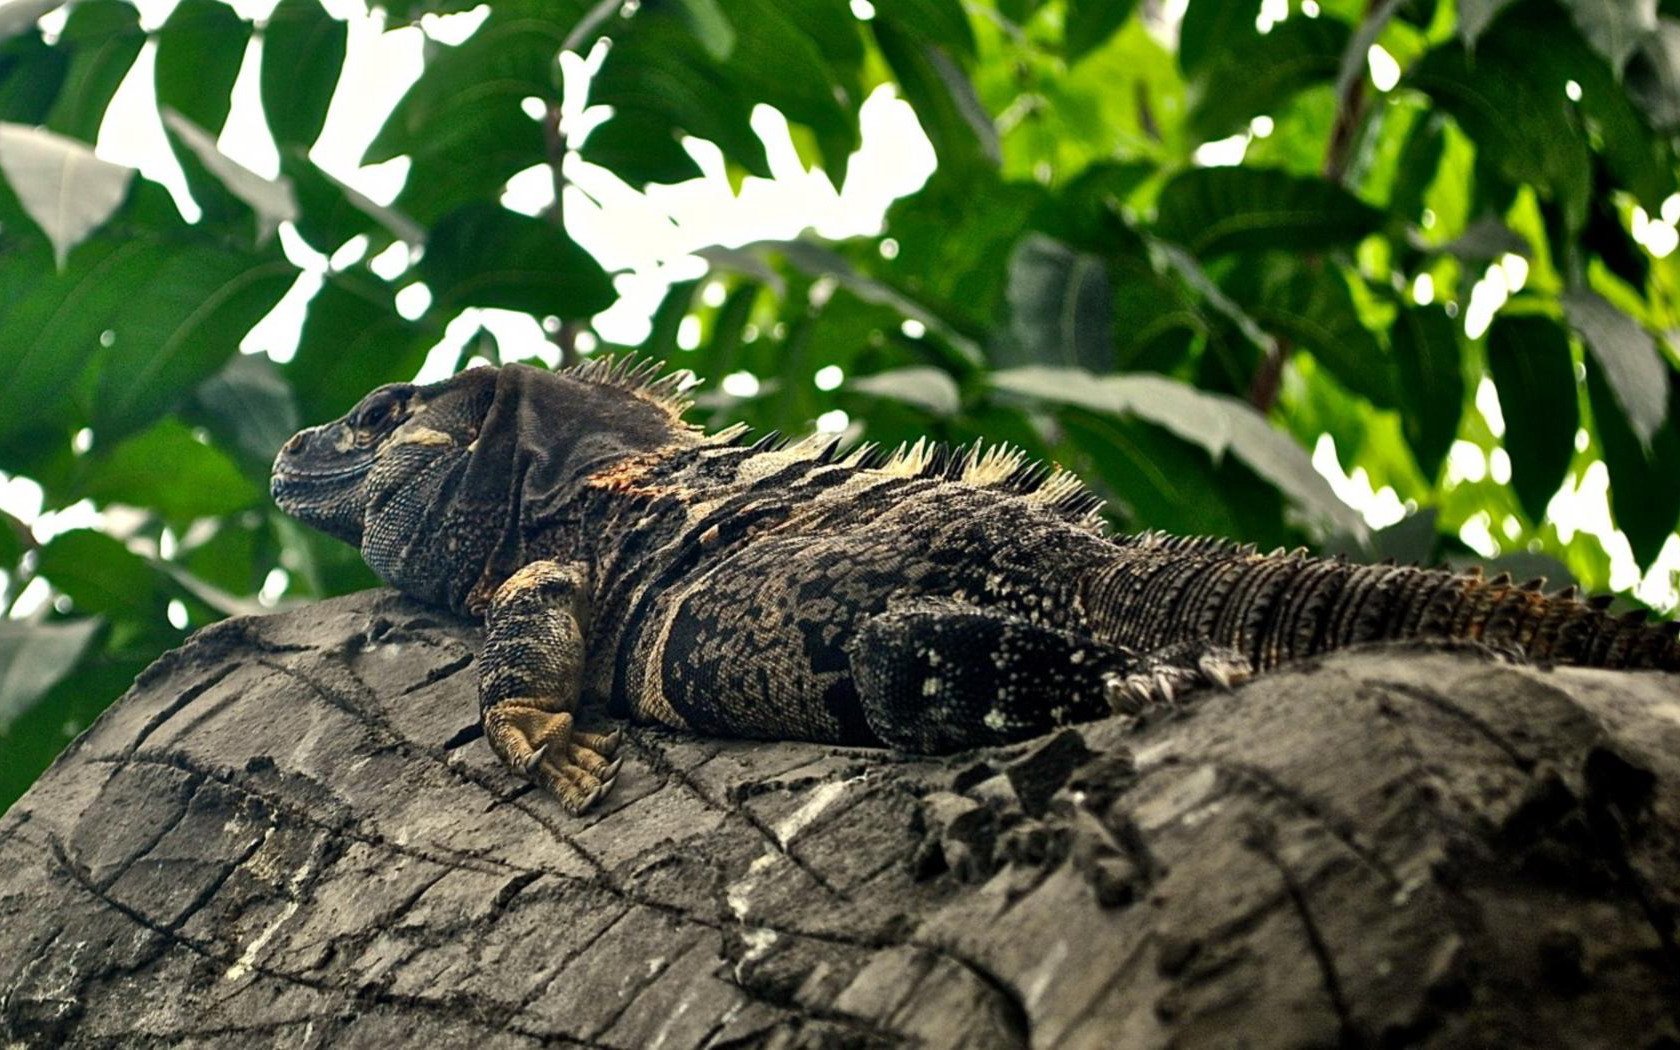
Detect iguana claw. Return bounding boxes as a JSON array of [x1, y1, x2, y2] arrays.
[[483, 701, 625, 813], [1102, 643, 1254, 719]]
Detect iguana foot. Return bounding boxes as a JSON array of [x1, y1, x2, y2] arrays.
[[484, 702, 623, 813], [1103, 644, 1253, 717]]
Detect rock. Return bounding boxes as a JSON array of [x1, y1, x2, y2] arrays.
[[2, 593, 1678, 1047]]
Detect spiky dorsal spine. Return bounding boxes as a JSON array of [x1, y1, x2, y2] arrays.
[[564, 354, 697, 417], [568, 356, 1105, 521], [872, 437, 1105, 522]]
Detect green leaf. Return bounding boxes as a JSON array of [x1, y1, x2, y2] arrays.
[[1005, 233, 1114, 371], [1485, 314, 1578, 523], [379, 0, 492, 24], [879, 0, 975, 60], [260, 0, 347, 149], [695, 280, 760, 377], [43, 0, 145, 144], [1023, 19, 1187, 176], [847, 366, 961, 417], [1626, 21, 1680, 132], [272, 512, 380, 597], [871, 18, 998, 169], [153, 0, 250, 135], [1562, 289, 1669, 452], [0, 221, 240, 447], [367, 8, 570, 220], [1153, 167, 1384, 257], [1220, 254, 1391, 406], [0, 28, 68, 125], [1420, 216, 1531, 267], [1065, 0, 1139, 63], [0, 618, 101, 730], [162, 109, 299, 241], [284, 270, 439, 423], [0, 509, 21, 569], [93, 243, 298, 441], [1187, 15, 1348, 141], [596, 0, 867, 185], [992, 366, 1363, 535], [420, 202, 615, 319], [186, 352, 300, 473], [582, 0, 773, 186], [279, 145, 423, 254], [1154, 241, 1277, 357], [1527, 12, 1677, 215], [1409, 15, 1609, 231], [178, 515, 273, 598], [1109, 258, 1205, 373], [0, 122, 133, 267], [1458, 0, 1517, 42], [1582, 190, 1649, 290], [1565, 0, 1658, 73], [582, 108, 710, 187], [705, 0, 863, 180], [677, 0, 735, 59], [1390, 304, 1464, 481], [1387, 111, 1445, 222], [78, 418, 262, 521], [874, 168, 1042, 334], [0, 249, 100, 441], [1586, 357, 1680, 566], [645, 279, 700, 364], [1059, 408, 1280, 538], [36, 529, 174, 619], [1179, 0, 1259, 76], [712, 239, 985, 366]]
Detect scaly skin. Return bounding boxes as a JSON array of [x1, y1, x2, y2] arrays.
[[271, 359, 1680, 812]]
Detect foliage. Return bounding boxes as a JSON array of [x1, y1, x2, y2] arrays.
[[1, 0, 1677, 811]]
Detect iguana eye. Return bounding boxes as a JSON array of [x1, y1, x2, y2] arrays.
[[354, 389, 409, 433]]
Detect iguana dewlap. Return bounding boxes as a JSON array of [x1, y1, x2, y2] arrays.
[[271, 359, 1680, 813]]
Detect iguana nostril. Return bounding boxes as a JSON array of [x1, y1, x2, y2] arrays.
[[282, 431, 308, 455]]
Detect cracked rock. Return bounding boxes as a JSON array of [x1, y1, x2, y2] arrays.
[[3, 590, 1680, 1047]]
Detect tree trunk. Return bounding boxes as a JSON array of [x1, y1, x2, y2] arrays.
[[2, 590, 1678, 1048]]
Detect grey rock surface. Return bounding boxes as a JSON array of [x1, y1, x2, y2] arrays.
[[2, 589, 1678, 1047]]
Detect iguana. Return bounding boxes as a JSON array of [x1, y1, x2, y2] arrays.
[[271, 358, 1680, 813]]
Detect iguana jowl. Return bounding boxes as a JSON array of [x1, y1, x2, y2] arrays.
[[271, 359, 1680, 813]]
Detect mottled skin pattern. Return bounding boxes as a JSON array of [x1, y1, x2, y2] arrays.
[[272, 359, 1680, 813]]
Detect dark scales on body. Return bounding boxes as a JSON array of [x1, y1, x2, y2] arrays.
[[271, 358, 1680, 813]]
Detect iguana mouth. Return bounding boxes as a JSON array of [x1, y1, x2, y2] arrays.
[[269, 457, 376, 532], [269, 462, 372, 512], [271, 461, 370, 484]]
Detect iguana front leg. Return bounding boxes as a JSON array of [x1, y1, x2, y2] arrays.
[[480, 560, 622, 813]]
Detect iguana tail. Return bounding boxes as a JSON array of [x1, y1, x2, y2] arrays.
[[1086, 533, 1680, 672]]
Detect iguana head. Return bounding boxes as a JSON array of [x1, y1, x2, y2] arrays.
[[273, 360, 695, 613], [271, 369, 496, 547]]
